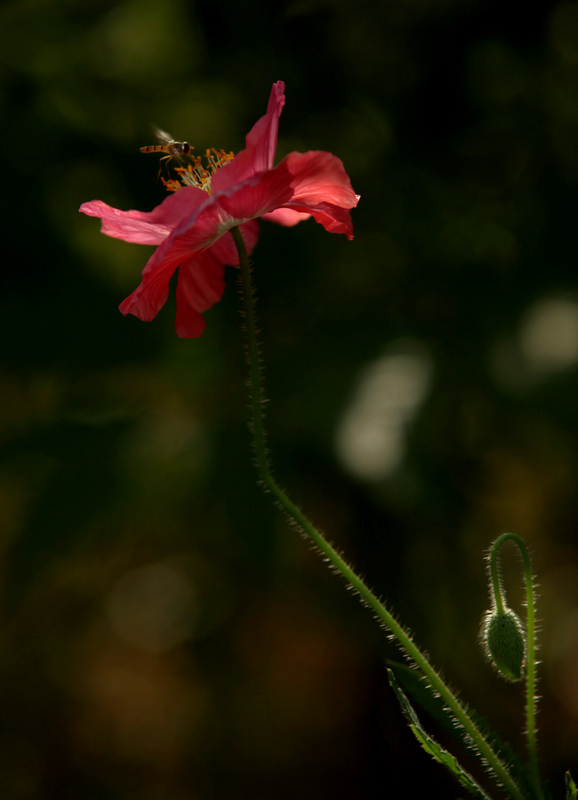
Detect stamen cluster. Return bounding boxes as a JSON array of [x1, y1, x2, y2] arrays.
[[163, 148, 235, 194]]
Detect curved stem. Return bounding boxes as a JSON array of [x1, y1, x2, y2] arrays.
[[230, 226, 525, 800], [489, 533, 544, 800]]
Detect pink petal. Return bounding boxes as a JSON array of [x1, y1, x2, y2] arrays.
[[174, 220, 260, 338], [120, 209, 260, 329], [142, 193, 257, 272], [216, 169, 295, 223], [209, 219, 260, 263], [117, 146, 357, 325], [211, 81, 286, 193], [83, 81, 359, 339], [119, 251, 179, 321], [174, 251, 226, 338], [212, 151, 359, 240], [80, 187, 208, 245], [283, 201, 356, 238], [119, 204, 233, 326], [270, 150, 359, 240], [280, 151, 359, 209], [118, 214, 200, 321], [261, 208, 311, 227]]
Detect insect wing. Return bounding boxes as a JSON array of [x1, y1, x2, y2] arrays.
[[153, 127, 175, 145]]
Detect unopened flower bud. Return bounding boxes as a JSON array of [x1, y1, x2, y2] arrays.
[[482, 608, 526, 681]]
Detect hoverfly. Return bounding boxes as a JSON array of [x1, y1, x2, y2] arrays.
[[140, 127, 192, 178]]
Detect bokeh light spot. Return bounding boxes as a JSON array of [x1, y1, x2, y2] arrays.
[[107, 560, 198, 653], [335, 342, 432, 481], [519, 297, 578, 373]]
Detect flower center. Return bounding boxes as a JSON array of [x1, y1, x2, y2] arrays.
[[162, 148, 235, 194]]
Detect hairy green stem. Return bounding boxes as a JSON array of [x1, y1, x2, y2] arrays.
[[490, 533, 544, 800], [230, 225, 525, 800]]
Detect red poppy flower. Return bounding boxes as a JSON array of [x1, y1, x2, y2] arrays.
[[80, 81, 359, 338]]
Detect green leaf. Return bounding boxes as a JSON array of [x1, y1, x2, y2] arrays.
[[566, 771, 577, 800], [387, 669, 494, 800], [387, 660, 534, 797]]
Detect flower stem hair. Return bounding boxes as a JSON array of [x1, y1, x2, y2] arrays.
[[483, 533, 544, 800], [230, 224, 527, 800]]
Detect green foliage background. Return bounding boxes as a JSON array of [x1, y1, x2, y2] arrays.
[[1, 0, 578, 797]]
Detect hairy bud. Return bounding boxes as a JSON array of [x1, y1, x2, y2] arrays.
[[481, 608, 526, 682]]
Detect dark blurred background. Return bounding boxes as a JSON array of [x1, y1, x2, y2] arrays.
[[1, 0, 578, 797]]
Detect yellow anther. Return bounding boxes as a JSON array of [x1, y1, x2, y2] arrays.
[[162, 178, 185, 193], [163, 146, 236, 194]]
